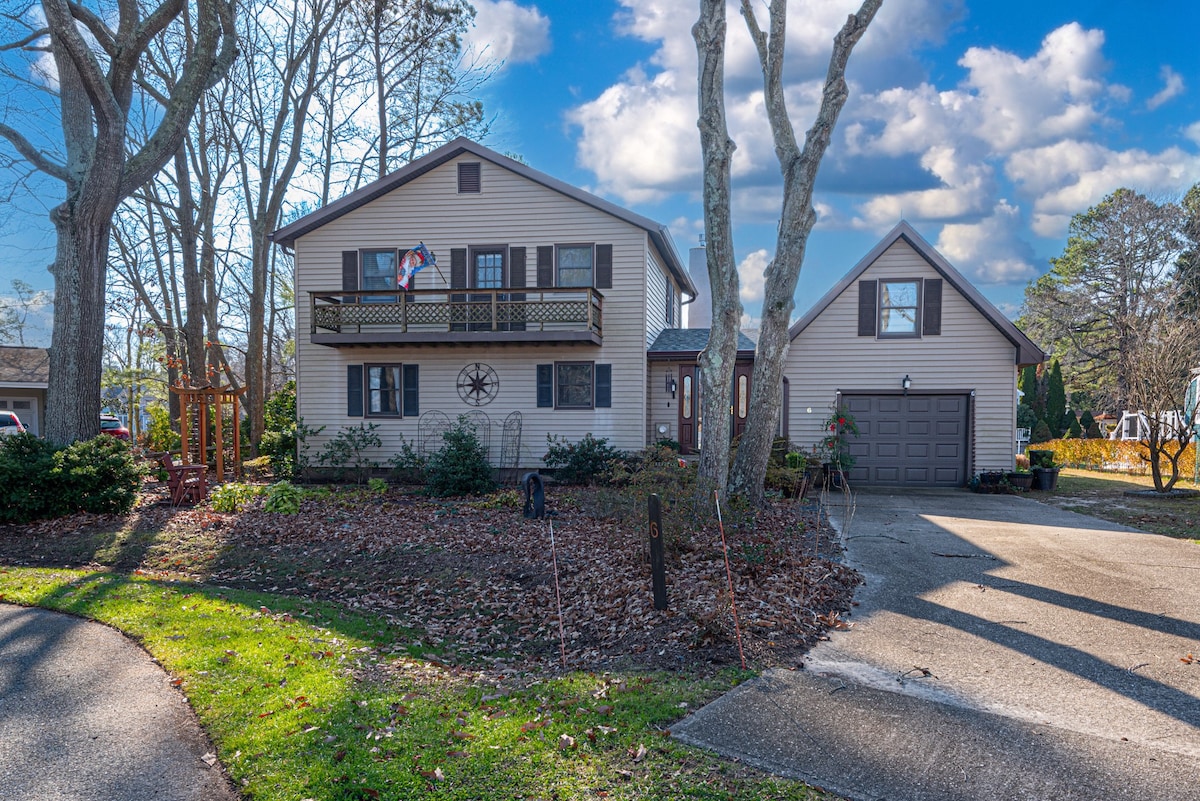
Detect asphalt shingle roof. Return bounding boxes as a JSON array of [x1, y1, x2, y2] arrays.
[[647, 328, 756, 354]]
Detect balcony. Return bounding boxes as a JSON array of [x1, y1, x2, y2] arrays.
[[307, 288, 603, 347]]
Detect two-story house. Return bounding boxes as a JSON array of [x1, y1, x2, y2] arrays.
[[272, 138, 696, 470]]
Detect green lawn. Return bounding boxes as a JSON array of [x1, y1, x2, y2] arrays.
[[1040, 469, 1200, 541]]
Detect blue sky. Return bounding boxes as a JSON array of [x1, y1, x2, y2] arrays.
[[4, 0, 1199, 344]]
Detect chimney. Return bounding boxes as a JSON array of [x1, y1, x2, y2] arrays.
[[687, 234, 710, 329]]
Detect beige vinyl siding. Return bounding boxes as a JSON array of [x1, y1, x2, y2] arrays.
[[645, 361, 691, 445], [299, 346, 639, 466], [644, 253, 668, 347], [295, 155, 653, 463], [786, 239, 1019, 473]]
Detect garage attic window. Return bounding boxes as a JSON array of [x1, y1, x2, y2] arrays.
[[879, 280, 920, 337]]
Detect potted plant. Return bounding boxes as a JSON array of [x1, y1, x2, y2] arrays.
[[1030, 451, 1060, 491], [1005, 469, 1034, 491], [821, 405, 860, 488], [976, 471, 1004, 493]]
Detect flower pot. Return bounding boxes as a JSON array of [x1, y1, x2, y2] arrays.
[[1032, 466, 1060, 491], [1006, 471, 1034, 491]]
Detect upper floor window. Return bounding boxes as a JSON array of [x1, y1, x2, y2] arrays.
[[361, 249, 396, 291], [879, 280, 920, 337], [474, 249, 504, 288], [557, 245, 593, 287]]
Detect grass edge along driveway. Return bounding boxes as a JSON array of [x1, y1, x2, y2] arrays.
[[0, 568, 837, 801]]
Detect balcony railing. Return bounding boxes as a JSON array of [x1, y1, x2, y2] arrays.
[[307, 288, 603, 346]]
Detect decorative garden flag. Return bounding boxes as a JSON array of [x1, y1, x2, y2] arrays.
[[398, 243, 435, 289]]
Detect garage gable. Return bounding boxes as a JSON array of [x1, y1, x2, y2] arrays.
[[790, 222, 1043, 368]]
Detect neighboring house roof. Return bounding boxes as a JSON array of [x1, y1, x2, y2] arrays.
[[788, 221, 1046, 367], [0, 346, 49, 389], [271, 138, 697, 299], [647, 328, 757, 360]]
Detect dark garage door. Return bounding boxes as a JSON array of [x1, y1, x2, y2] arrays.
[[841, 394, 969, 487]]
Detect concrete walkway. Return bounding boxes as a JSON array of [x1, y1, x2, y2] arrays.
[[0, 604, 238, 801], [672, 489, 1200, 800]]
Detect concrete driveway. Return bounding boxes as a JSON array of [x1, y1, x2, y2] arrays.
[[672, 489, 1200, 800]]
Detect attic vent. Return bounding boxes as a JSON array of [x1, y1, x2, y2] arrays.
[[457, 162, 481, 193]]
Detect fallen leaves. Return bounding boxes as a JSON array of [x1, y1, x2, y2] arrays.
[[0, 486, 861, 674]]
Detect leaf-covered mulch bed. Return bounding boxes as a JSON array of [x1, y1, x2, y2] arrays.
[[0, 484, 861, 676]]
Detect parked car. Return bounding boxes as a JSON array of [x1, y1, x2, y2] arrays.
[[99, 414, 131, 440], [0, 411, 26, 436]]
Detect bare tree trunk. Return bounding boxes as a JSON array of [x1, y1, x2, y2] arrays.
[[1, 0, 236, 444], [693, 0, 742, 497], [47, 204, 113, 441], [728, 0, 881, 504]]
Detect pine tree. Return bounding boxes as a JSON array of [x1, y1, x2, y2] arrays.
[[1032, 419, 1053, 443], [1046, 361, 1067, 438], [1079, 410, 1096, 439], [1019, 365, 1043, 421], [1064, 412, 1082, 439]]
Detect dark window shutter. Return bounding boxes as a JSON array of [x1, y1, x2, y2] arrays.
[[457, 162, 481, 193], [537, 246, 553, 287], [450, 249, 467, 289], [402, 364, 419, 416], [509, 247, 526, 288], [536, 364, 554, 407], [595, 244, 612, 289], [450, 249, 467, 332], [342, 251, 359, 303], [595, 364, 612, 408], [922, 278, 943, 336], [509, 248, 527, 332], [347, 364, 363, 417], [858, 280, 878, 337]]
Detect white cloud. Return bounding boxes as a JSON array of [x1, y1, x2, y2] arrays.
[[1006, 140, 1200, 236], [738, 248, 770, 304], [1146, 65, 1185, 110], [1185, 121, 1200, 146], [935, 201, 1037, 285], [854, 147, 994, 227], [467, 0, 551, 66], [958, 23, 1109, 152], [567, 67, 699, 203], [568, 0, 894, 205]]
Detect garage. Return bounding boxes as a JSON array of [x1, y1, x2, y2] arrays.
[[840, 393, 969, 487]]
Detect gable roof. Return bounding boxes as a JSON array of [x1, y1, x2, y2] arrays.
[[0, 346, 49, 388], [271, 138, 697, 298], [788, 221, 1045, 367], [647, 328, 757, 359]]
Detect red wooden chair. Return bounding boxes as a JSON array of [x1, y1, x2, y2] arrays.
[[158, 453, 207, 505]]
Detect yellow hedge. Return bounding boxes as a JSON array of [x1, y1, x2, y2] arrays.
[[1036, 438, 1197, 477]]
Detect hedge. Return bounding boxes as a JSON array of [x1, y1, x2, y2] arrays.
[[1039, 438, 1197, 479]]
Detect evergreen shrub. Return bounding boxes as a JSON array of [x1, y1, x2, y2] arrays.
[[0, 434, 142, 523], [424, 418, 495, 497]]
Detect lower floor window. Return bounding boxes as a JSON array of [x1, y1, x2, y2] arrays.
[[556, 362, 594, 409], [537, 362, 611, 409], [368, 364, 403, 415]]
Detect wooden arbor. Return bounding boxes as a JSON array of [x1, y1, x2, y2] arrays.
[[170, 384, 246, 482]]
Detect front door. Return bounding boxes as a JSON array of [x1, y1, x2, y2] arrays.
[[732, 363, 752, 440], [678, 365, 699, 454]]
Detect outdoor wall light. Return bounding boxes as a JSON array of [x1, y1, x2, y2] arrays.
[[666, 373, 677, 398], [902, 374, 912, 394]]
